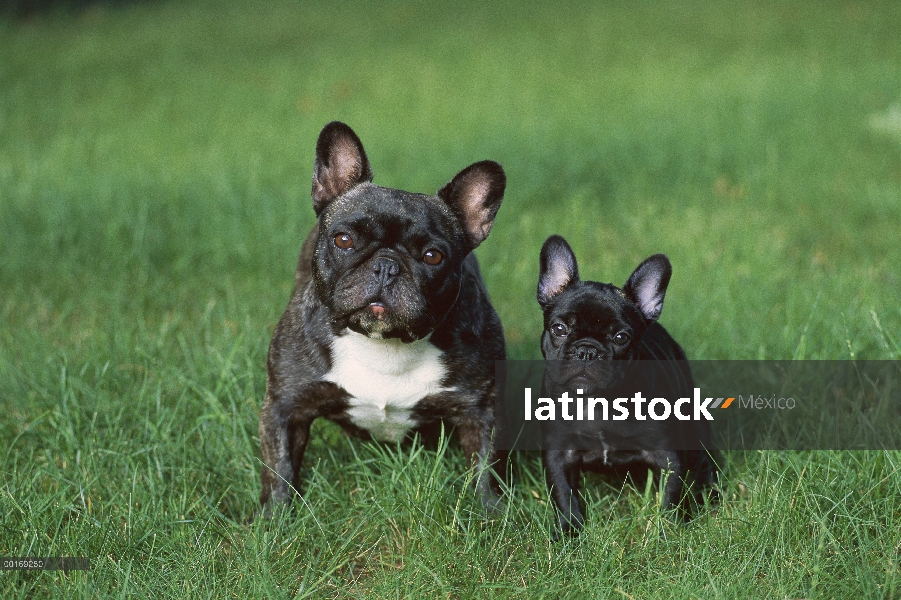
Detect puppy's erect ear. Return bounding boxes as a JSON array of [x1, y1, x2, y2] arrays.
[[311, 122, 373, 215], [623, 254, 672, 322], [537, 235, 579, 307], [436, 161, 506, 251]]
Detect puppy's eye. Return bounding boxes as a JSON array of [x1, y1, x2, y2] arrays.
[[423, 249, 443, 265], [334, 233, 354, 249], [551, 323, 568, 337], [613, 332, 631, 346]]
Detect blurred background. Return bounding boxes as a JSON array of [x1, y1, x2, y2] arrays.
[[2, 0, 900, 361]]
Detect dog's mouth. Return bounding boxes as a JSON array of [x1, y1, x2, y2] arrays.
[[568, 373, 595, 386], [348, 303, 392, 337], [545, 359, 624, 393], [368, 302, 387, 320], [345, 301, 434, 342]]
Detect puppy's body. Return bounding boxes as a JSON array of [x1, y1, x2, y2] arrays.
[[536, 236, 716, 533], [259, 123, 506, 512]]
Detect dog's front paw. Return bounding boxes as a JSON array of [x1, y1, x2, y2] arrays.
[[481, 492, 504, 519], [255, 497, 293, 523]]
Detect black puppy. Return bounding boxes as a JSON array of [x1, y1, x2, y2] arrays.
[[259, 122, 507, 514], [536, 235, 716, 533]]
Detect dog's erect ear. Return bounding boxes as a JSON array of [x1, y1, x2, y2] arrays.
[[436, 161, 506, 250], [623, 254, 672, 322], [311, 122, 373, 215], [537, 235, 579, 307]]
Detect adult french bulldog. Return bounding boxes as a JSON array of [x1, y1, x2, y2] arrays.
[[536, 235, 717, 533], [259, 122, 507, 513]]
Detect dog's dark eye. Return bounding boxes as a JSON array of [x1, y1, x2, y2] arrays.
[[551, 323, 568, 337], [613, 331, 631, 346], [423, 249, 443, 265], [334, 233, 354, 249]]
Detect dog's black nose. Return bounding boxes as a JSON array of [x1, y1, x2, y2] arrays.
[[574, 344, 599, 362], [373, 257, 400, 285]]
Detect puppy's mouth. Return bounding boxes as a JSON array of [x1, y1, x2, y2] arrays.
[[545, 359, 623, 393]]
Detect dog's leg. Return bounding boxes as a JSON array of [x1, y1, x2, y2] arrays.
[[544, 449, 583, 535], [259, 401, 291, 511], [259, 394, 312, 514], [688, 448, 720, 508], [454, 412, 502, 512], [258, 379, 347, 517], [642, 449, 685, 515]]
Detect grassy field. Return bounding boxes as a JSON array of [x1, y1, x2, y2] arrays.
[[2, 0, 901, 596]]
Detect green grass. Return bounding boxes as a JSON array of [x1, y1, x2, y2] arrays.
[[2, 0, 901, 596]]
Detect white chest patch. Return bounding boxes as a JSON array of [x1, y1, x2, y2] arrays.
[[325, 330, 451, 442]]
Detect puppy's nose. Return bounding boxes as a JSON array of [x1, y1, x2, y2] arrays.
[[574, 344, 599, 362], [372, 257, 400, 286]]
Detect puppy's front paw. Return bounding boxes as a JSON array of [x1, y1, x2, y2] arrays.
[[553, 515, 584, 541]]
